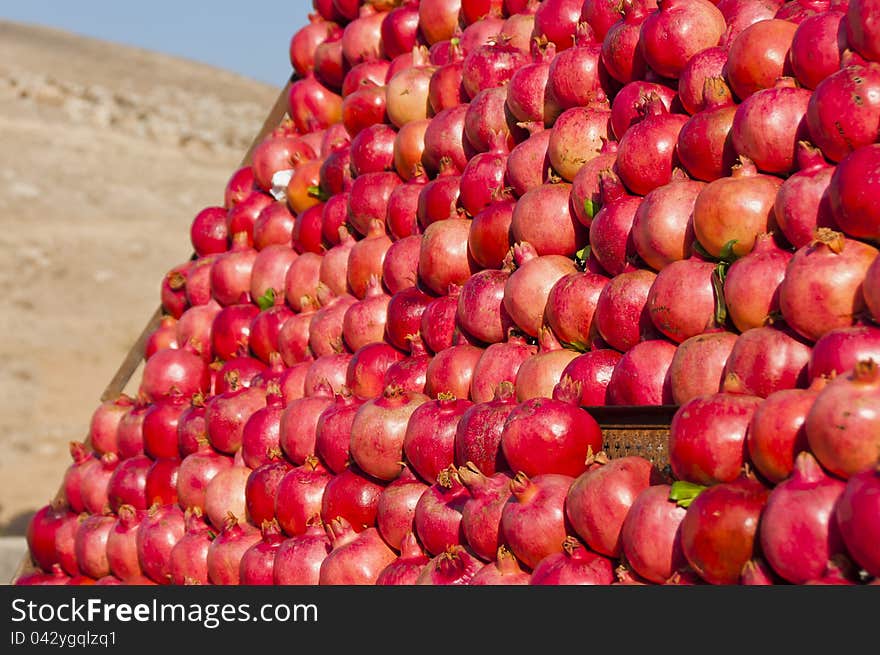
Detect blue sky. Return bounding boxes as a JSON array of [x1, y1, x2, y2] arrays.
[[1, 1, 313, 86]]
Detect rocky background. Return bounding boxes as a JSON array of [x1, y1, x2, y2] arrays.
[[0, 20, 281, 556]]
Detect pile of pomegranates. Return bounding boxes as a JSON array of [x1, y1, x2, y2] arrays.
[[19, 0, 880, 587]]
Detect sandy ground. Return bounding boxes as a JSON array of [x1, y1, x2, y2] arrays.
[[0, 20, 281, 549]]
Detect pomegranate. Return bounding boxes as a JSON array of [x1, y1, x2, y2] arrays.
[[385, 286, 434, 352], [418, 218, 479, 296], [810, 325, 880, 381], [721, 325, 812, 398], [594, 268, 660, 353], [176, 439, 234, 514], [760, 451, 847, 583], [501, 390, 603, 478], [529, 536, 616, 584], [504, 129, 553, 198], [470, 333, 537, 404], [846, 0, 880, 63], [422, 104, 475, 175], [424, 343, 484, 399], [724, 19, 797, 100], [610, 80, 678, 141], [774, 141, 837, 249], [245, 457, 293, 527], [547, 105, 613, 184], [723, 233, 794, 332], [778, 229, 878, 342], [74, 513, 115, 580], [320, 464, 385, 531], [459, 150, 508, 219], [456, 269, 513, 345], [620, 484, 689, 584], [676, 46, 729, 116], [836, 465, 880, 577], [668, 331, 738, 405], [615, 93, 689, 196], [638, 0, 726, 80], [469, 545, 531, 584], [807, 64, 880, 166], [512, 179, 588, 258], [731, 77, 812, 175], [273, 520, 332, 584], [548, 22, 609, 111], [454, 382, 518, 476], [279, 379, 335, 464], [601, 0, 652, 84], [461, 39, 530, 101], [136, 503, 185, 584], [418, 0, 463, 45], [375, 467, 429, 551], [419, 285, 462, 355], [631, 178, 704, 272], [287, 74, 343, 134], [828, 143, 880, 242], [206, 513, 261, 585], [105, 505, 145, 582], [376, 532, 431, 584], [202, 459, 250, 532], [274, 457, 333, 538], [88, 394, 134, 456], [789, 10, 845, 89], [568, 452, 656, 559], [669, 392, 764, 485], [513, 328, 581, 401], [647, 257, 720, 344], [457, 463, 514, 562], [284, 251, 324, 313], [349, 385, 431, 480], [413, 466, 470, 556], [806, 359, 880, 479], [27, 501, 73, 573], [747, 377, 828, 484], [464, 87, 518, 155], [506, 37, 560, 130], [289, 14, 343, 78], [106, 455, 151, 512], [679, 474, 770, 585], [382, 226, 422, 293], [570, 141, 619, 229], [500, 472, 575, 570], [582, 0, 629, 41], [676, 76, 739, 182], [503, 242, 579, 338], [607, 339, 677, 406], [692, 156, 783, 259], [415, 545, 483, 585], [404, 394, 473, 484], [346, 342, 406, 400], [190, 206, 229, 257]]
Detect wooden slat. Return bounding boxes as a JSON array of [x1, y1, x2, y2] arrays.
[[10, 76, 293, 584]]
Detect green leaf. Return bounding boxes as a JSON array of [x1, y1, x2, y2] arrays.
[[256, 287, 276, 311], [575, 245, 591, 268], [562, 340, 591, 353], [583, 198, 599, 220], [307, 185, 328, 201], [718, 239, 741, 263], [669, 481, 707, 509], [711, 262, 729, 326]]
